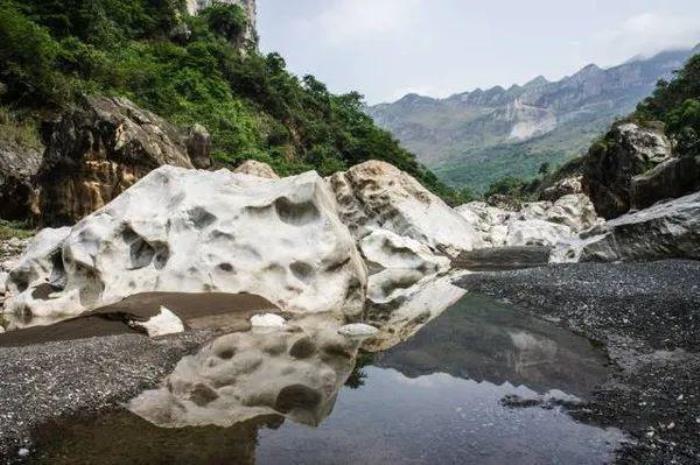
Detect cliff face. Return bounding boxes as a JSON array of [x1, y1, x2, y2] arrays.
[[186, 0, 257, 44]]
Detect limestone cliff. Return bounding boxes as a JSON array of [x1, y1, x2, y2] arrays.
[[35, 96, 210, 227], [186, 0, 257, 44]]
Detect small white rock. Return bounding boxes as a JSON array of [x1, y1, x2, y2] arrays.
[[250, 313, 285, 328], [338, 323, 379, 339], [18, 448, 30, 457], [131, 306, 185, 338]]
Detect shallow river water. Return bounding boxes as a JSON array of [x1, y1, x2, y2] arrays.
[[30, 294, 625, 465]]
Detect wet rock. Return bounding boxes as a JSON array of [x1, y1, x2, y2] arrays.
[[35, 96, 203, 226], [3, 166, 367, 329], [328, 160, 482, 258], [583, 122, 672, 219]]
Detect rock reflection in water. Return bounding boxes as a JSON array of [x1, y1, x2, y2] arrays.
[[31, 294, 624, 465], [129, 317, 364, 428], [373, 293, 612, 398]]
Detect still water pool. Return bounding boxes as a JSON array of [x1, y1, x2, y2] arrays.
[[30, 294, 625, 465]]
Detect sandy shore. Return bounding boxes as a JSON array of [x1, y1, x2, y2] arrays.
[[456, 260, 700, 465]]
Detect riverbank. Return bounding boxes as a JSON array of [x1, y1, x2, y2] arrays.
[[456, 260, 700, 465], [0, 331, 213, 463]]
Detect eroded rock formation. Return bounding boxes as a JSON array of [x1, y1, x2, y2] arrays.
[[3, 166, 366, 329], [582, 122, 673, 219], [578, 192, 700, 262], [328, 160, 482, 258], [35, 96, 210, 226], [456, 194, 600, 248]]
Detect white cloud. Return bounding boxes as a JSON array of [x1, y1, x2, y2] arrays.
[[593, 12, 700, 63], [301, 0, 423, 46]]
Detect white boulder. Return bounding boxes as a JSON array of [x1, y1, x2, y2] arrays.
[[328, 161, 483, 258], [130, 306, 185, 338], [546, 194, 600, 232], [456, 194, 601, 249], [3, 166, 367, 329], [250, 313, 286, 328], [338, 323, 379, 339], [232, 160, 280, 179], [504, 220, 573, 247]]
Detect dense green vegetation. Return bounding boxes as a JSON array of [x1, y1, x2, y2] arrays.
[[636, 54, 700, 156], [0, 0, 465, 203], [0, 219, 34, 240]]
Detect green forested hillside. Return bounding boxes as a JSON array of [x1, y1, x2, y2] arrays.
[[0, 0, 463, 203], [636, 54, 700, 153]]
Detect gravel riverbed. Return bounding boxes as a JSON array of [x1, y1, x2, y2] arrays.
[[457, 260, 700, 465], [0, 331, 213, 463]]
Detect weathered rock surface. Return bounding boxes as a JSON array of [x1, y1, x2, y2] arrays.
[[35, 96, 210, 226], [359, 229, 449, 276], [129, 320, 363, 428], [583, 122, 673, 219], [328, 160, 482, 258], [453, 246, 552, 271], [631, 152, 700, 211], [233, 160, 279, 179], [3, 166, 367, 329], [456, 194, 600, 249], [578, 192, 700, 262], [540, 176, 583, 201], [0, 145, 42, 221], [186, 124, 212, 169]]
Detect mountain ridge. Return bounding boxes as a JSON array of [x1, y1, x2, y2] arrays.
[[368, 45, 699, 192]]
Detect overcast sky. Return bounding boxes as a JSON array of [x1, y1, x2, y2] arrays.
[[257, 0, 700, 104]]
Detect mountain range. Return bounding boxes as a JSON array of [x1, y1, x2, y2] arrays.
[[368, 44, 700, 192]]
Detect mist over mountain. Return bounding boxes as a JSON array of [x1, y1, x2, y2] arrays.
[[368, 44, 700, 192]]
